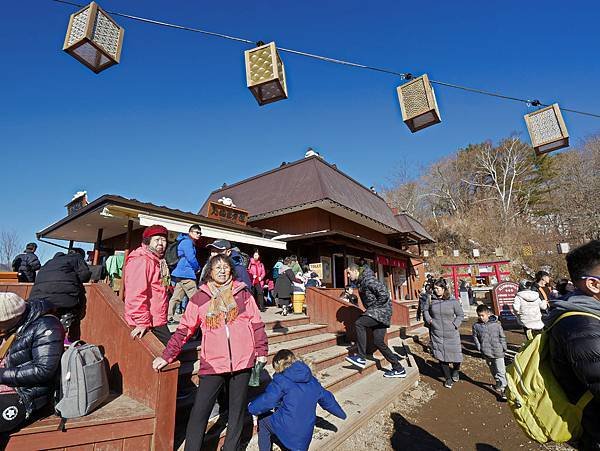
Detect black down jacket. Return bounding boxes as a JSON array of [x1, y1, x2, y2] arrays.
[[546, 293, 600, 449], [357, 267, 392, 326], [1, 300, 65, 416], [11, 251, 41, 282], [29, 252, 91, 309]]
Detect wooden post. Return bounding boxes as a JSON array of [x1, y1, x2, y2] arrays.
[[93, 228, 103, 265], [342, 246, 348, 287], [68, 240, 74, 251], [120, 219, 134, 301]]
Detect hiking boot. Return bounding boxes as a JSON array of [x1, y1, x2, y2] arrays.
[[282, 306, 288, 316], [383, 368, 407, 378], [345, 355, 367, 369], [444, 379, 454, 388], [498, 389, 507, 401], [167, 317, 176, 325], [451, 369, 460, 382]]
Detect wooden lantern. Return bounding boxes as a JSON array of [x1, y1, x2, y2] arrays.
[[397, 74, 441, 132], [524, 104, 569, 155], [245, 42, 287, 106], [63, 2, 124, 74]]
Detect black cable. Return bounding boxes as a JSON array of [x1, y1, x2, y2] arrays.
[[52, 0, 600, 119]]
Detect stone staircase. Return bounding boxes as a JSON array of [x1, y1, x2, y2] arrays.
[[172, 306, 420, 450]]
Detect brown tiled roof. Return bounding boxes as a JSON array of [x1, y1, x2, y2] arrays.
[[199, 156, 405, 233], [394, 213, 435, 243]]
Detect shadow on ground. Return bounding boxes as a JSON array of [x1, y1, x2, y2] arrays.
[[390, 412, 451, 450]]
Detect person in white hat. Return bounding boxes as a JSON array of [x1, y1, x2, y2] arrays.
[[0, 293, 64, 435]]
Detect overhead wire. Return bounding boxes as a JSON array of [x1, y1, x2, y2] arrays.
[[51, 0, 600, 119]]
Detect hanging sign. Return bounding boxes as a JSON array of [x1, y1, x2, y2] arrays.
[[206, 201, 249, 226]]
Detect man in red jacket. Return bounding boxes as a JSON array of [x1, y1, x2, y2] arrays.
[[124, 225, 171, 345]]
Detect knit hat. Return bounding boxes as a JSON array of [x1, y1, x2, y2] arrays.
[[142, 225, 168, 240], [0, 293, 27, 325]]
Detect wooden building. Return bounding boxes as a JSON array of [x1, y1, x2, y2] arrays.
[[200, 155, 434, 299]]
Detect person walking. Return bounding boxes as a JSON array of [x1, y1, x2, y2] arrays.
[[248, 349, 346, 451], [423, 278, 464, 388], [274, 257, 301, 316], [152, 254, 268, 451], [532, 270, 551, 305], [0, 293, 64, 436], [169, 224, 202, 324], [472, 304, 508, 400], [124, 225, 171, 346], [513, 280, 548, 336], [11, 243, 41, 283], [546, 240, 600, 451], [248, 250, 266, 312], [28, 248, 92, 341], [344, 263, 407, 378]]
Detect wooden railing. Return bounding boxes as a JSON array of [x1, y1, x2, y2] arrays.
[[0, 282, 179, 451]]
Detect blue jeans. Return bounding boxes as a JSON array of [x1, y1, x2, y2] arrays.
[[258, 414, 292, 451]]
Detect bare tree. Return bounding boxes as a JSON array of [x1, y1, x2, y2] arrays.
[[0, 229, 23, 270]]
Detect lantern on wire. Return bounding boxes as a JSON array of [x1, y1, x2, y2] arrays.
[[522, 245, 533, 257], [397, 74, 441, 132], [495, 247, 504, 257], [422, 250, 430, 258], [472, 249, 480, 258], [245, 42, 288, 106], [453, 249, 460, 257], [63, 2, 124, 74], [436, 249, 444, 257], [524, 103, 569, 155], [557, 243, 570, 254]]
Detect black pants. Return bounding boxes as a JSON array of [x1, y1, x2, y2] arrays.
[[440, 362, 461, 380], [0, 394, 27, 434], [184, 369, 251, 451], [278, 297, 291, 308], [355, 315, 402, 371], [251, 284, 265, 310], [152, 325, 172, 346]]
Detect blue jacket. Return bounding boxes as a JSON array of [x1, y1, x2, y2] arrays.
[[230, 250, 252, 287], [171, 234, 200, 280], [248, 361, 346, 450]]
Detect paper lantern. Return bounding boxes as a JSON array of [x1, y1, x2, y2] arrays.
[[495, 247, 504, 257], [396, 74, 441, 133], [522, 246, 533, 257], [63, 2, 124, 73], [453, 250, 460, 257], [472, 249, 480, 258], [422, 250, 430, 258], [557, 243, 570, 254], [245, 42, 287, 106], [436, 249, 444, 257], [524, 104, 569, 155]]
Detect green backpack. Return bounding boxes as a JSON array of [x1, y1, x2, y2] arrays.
[[506, 311, 599, 443]]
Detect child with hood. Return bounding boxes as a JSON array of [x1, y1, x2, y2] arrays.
[[248, 349, 346, 451], [513, 280, 548, 335]]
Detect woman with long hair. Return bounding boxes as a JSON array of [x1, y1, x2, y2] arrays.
[[423, 278, 464, 388], [152, 254, 268, 451]]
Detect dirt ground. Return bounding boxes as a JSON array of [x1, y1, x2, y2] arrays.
[[339, 318, 573, 451]]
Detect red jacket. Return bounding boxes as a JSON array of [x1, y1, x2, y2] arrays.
[[123, 245, 169, 328], [162, 281, 268, 375], [248, 258, 266, 288]]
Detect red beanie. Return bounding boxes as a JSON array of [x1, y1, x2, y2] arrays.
[[143, 225, 168, 239]]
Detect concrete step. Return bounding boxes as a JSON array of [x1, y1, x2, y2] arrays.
[[267, 323, 329, 344], [263, 315, 311, 330]]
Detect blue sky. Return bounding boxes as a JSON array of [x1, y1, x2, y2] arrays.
[[1, 0, 599, 262]]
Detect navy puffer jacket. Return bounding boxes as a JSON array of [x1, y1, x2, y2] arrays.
[[357, 267, 392, 326], [1, 300, 65, 416]]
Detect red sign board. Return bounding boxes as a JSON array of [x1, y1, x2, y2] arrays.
[[492, 281, 519, 324], [376, 255, 407, 268]]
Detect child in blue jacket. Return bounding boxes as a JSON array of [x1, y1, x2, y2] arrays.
[[248, 349, 347, 451]]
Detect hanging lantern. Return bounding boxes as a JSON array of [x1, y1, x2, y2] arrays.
[[472, 249, 480, 258], [422, 250, 430, 258], [557, 243, 570, 254], [63, 2, 124, 74], [522, 245, 533, 257], [524, 104, 569, 155], [495, 247, 504, 257], [396, 74, 441, 133], [245, 42, 287, 106], [453, 249, 460, 257], [436, 249, 444, 257]]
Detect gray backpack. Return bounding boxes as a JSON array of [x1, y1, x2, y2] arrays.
[[55, 341, 109, 429]]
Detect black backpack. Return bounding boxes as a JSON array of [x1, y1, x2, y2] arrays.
[[165, 241, 180, 270]]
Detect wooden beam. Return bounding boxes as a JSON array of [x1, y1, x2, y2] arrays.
[[93, 228, 103, 265]]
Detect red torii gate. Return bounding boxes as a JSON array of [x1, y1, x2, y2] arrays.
[[441, 260, 511, 299]]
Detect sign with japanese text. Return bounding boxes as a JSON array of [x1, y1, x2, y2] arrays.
[[206, 201, 249, 226], [492, 281, 519, 325]]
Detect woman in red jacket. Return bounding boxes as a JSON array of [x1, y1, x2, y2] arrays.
[[248, 250, 266, 312], [152, 254, 268, 451]]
